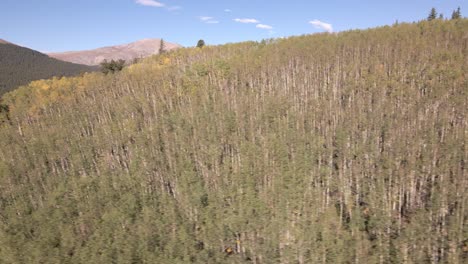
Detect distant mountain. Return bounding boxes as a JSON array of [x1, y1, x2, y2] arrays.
[[0, 39, 12, 44], [48, 39, 182, 66], [0, 40, 96, 97]]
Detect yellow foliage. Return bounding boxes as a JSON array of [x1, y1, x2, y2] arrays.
[[126, 64, 135, 73], [40, 83, 50, 90], [30, 80, 50, 91], [151, 64, 163, 71]]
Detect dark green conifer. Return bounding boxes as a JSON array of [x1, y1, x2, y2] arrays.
[[159, 39, 166, 54], [451, 7, 461, 19], [428, 7, 437, 21]]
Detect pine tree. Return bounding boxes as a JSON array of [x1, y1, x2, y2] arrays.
[[451, 7, 461, 19], [100, 59, 125, 74], [159, 39, 166, 54], [428, 8, 437, 21]]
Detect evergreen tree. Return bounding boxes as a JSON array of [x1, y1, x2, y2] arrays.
[[428, 8, 437, 21], [197, 39, 205, 48], [100, 59, 125, 74], [451, 7, 461, 19], [159, 39, 166, 54]]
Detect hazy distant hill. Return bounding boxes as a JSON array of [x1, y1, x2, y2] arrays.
[[48, 39, 182, 66], [0, 39, 96, 97]]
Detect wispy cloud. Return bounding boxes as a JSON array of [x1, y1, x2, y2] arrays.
[[167, 6, 181, 11], [199, 16, 219, 24], [135, 0, 164, 7], [256, 24, 273, 30], [224, 9, 232, 13], [233, 18, 259, 24], [199, 16, 214, 21], [309, 19, 333, 33]]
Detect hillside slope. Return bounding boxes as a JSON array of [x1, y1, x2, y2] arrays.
[[0, 20, 466, 263], [0, 39, 12, 44], [0, 41, 96, 97], [47, 39, 182, 66]]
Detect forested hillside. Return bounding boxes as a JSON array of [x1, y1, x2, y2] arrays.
[[0, 42, 96, 97], [0, 20, 466, 263]]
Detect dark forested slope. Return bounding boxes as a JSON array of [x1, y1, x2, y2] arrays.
[[0, 20, 466, 263], [0, 42, 96, 97]]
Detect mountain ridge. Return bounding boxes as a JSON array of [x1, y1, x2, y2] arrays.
[[47, 38, 182, 66], [0, 38, 12, 45]]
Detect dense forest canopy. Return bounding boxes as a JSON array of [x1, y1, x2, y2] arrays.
[[0, 19, 467, 263], [0, 43, 96, 97]]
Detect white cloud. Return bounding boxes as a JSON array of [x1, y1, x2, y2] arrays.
[[309, 19, 333, 33], [199, 16, 219, 24], [224, 9, 232, 13], [233, 18, 259, 24], [167, 6, 181, 11], [199, 16, 214, 21], [256, 24, 273, 30], [135, 0, 164, 7]]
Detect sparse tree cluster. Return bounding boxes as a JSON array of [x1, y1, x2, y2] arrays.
[[452, 7, 462, 19], [100, 59, 126, 74], [428, 7, 462, 21]]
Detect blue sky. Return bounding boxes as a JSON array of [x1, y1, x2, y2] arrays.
[[0, 0, 466, 52]]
